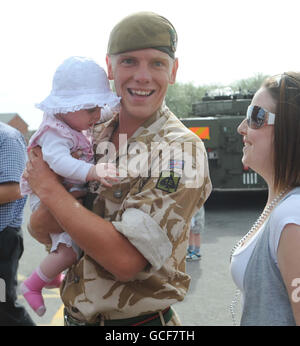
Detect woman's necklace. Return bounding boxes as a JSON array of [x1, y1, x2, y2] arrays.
[[229, 186, 289, 325], [230, 187, 289, 262]]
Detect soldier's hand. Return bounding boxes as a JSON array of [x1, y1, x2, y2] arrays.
[[23, 146, 63, 196]]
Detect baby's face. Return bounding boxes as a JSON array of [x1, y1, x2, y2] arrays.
[[60, 107, 101, 131]]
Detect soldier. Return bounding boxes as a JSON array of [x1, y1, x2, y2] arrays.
[[25, 12, 212, 326]]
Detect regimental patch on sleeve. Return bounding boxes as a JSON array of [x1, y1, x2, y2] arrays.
[[155, 171, 181, 193]]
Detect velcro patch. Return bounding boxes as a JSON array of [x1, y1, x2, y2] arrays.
[[156, 171, 181, 193]]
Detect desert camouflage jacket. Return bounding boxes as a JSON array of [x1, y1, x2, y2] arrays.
[[60, 105, 212, 323]]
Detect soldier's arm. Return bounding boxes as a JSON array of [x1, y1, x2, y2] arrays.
[[112, 140, 212, 272], [29, 146, 92, 244], [25, 147, 148, 282]]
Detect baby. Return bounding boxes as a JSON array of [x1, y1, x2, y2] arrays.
[[20, 56, 120, 316]]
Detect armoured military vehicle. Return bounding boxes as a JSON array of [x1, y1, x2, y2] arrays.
[[180, 92, 267, 191]]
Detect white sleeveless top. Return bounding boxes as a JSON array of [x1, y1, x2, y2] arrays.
[[231, 190, 300, 292]]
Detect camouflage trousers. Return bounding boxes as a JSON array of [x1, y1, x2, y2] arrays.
[[64, 307, 181, 326]]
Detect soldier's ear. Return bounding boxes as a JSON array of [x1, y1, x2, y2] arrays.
[[106, 55, 114, 80], [169, 58, 178, 85]]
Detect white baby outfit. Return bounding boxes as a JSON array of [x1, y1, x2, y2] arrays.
[[20, 56, 120, 257], [20, 113, 95, 197]]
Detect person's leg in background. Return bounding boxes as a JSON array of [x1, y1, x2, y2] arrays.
[[0, 227, 35, 326]]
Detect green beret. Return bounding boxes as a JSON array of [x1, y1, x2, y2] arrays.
[[107, 12, 177, 59]]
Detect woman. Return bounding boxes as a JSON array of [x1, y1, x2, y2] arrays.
[[230, 72, 300, 325]]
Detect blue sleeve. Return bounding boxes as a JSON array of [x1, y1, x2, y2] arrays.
[[0, 136, 27, 184]]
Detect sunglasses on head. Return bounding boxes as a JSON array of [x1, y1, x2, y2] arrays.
[[246, 105, 276, 129]]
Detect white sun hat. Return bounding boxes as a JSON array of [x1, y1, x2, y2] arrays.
[[35, 56, 120, 116]]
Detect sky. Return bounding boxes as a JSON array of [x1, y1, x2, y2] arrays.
[[1, 0, 300, 130]]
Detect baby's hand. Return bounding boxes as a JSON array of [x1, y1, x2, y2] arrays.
[[87, 163, 119, 187], [71, 150, 83, 159], [96, 163, 119, 187]]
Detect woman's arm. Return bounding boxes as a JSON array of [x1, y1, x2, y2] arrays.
[[24, 147, 148, 282], [277, 223, 300, 325]]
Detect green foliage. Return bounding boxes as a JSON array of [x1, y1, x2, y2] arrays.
[[165, 82, 219, 117], [230, 73, 269, 94], [165, 73, 269, 118]]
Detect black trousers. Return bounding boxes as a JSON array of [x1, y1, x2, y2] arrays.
[[0, 226, 35, 326]]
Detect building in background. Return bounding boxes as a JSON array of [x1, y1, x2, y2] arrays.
[[0, 113, 31, 142]]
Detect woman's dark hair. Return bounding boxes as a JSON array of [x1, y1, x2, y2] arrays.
[[263, 72, 300, 192]]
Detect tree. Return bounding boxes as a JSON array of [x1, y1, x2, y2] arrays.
[[166, 73, 269, 118], [166, 82, 218, 117], [230, 73, 269, 94]]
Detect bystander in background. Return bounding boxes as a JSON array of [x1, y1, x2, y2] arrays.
[[0, 122, 35, 325], [186, 206, 205, 261]]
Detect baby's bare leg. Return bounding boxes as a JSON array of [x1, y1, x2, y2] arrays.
[[40, 243, 77, 278]]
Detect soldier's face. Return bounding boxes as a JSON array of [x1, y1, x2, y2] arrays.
[[106, 49, 178, 121], [238, 88, 275, 180]]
